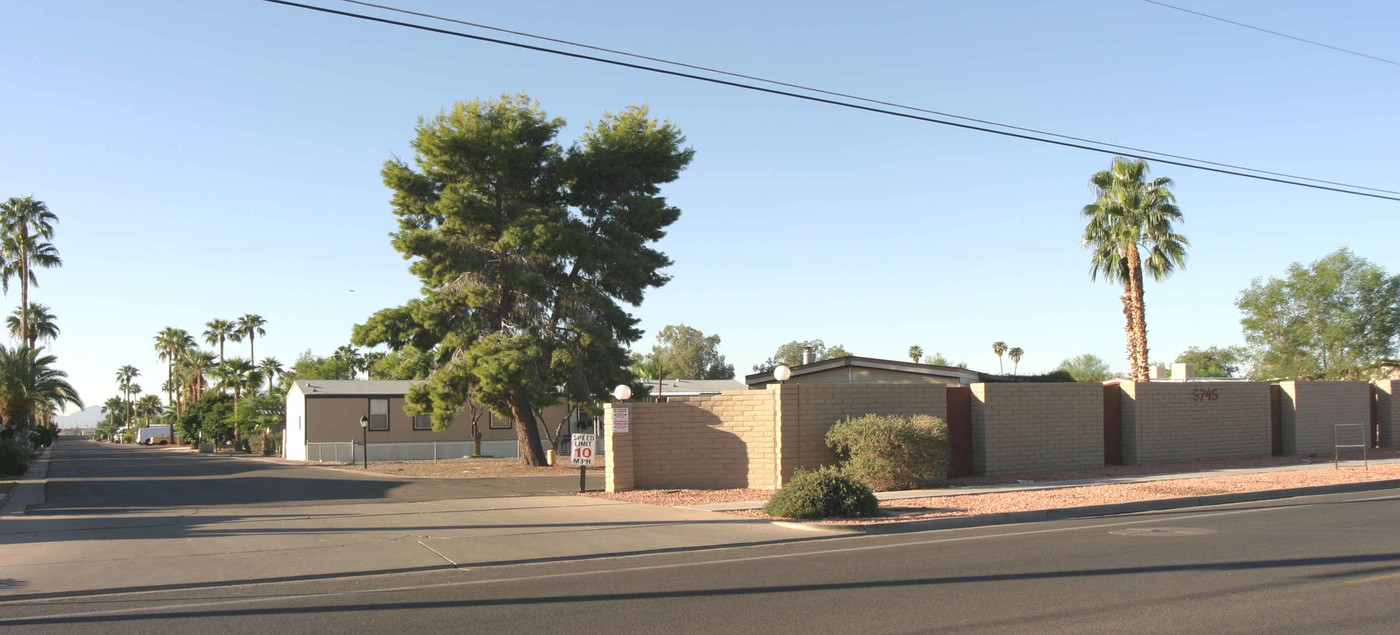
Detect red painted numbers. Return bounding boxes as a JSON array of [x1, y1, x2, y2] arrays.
[[1192, 388, 1219, 402]]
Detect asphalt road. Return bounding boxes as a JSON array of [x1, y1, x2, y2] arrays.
[[2, 441, 1398, 632]]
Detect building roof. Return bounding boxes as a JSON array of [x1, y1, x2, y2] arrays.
[[744, 355, 983, 386], [293, 379, 420, 396], [642, 378, 746, 396]]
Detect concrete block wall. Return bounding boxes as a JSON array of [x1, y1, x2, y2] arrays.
[[1119, 382, 1270, 465], [1278, 381, 1372, 455], [969, 383, 1103, 475], [779, 383, 948, 482], [1377, 380, 1398, 449], [605, 390, 777, 492]]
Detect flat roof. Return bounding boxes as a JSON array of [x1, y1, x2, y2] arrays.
[[294, 379, 420, 396], [744, 356, 982, 385]]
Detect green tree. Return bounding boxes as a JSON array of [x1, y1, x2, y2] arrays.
[[353, 93, 693, 466], [992, 341, 1008, 374], [907, 345, 923, 364], [7, 303, 57, 349], [134, 394, 163, 427], [1056, 354, 1114, 382], [1081, 157, 1189, 382], [216, 358, 260, 446], [753, 339, 852, 372], [1174, 346, 1245, 378], [203, 319, 237, 363], [286, 350, 355, 382], [641, 324, 734, 380], [0, 197, 62, 347], [232, 314, 267, 363], [115, 365, 140, 428], [155, 327, 195, 417], [368, 346, 434, 381], [1008, 347, 1024, 375], [178, 391, 234, 446], [235, 393, 285, 455], [1237, 248, 1400, 380], [333, 345, 365, 379], [0, 345, 82, 437], [258, 357, 284, 393], [175, 349, 217, 406]]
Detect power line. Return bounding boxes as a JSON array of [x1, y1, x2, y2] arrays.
[[336, 0, 1397, 197], [262, 0, 1400, 203], [1141, 0, 1400, 68]]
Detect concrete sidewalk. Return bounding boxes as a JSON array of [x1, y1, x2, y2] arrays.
[[0, 448, 51, 517], [685, 457, 1400, 512]]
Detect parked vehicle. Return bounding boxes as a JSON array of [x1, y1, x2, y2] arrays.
[[136, 425, 171, 446]]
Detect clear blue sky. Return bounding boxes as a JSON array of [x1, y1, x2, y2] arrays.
[[4, 1, 1398, 413]]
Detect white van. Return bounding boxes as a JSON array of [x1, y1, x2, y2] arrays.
[[137, 425, 172, 446]]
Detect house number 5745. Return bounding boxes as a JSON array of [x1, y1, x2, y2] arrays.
[[1192, 388, 1218, 402]]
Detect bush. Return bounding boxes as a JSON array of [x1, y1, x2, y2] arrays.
[[29, 426, 56, 448], [0, 439, 29, 476], [762, 466, 880, 520], [826, 413, 950, 491]]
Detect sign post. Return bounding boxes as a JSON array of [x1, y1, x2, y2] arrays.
[[571, 433, 598, 492]]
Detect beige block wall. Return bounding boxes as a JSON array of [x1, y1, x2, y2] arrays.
[[970, 383, 1102, 475], [1279, 381, 1372, 455], [1120, 382, 1270, 465], [1377, 380, 1398, 449], [779, 383, 948, 482], [306, 395, 561, 444], [606, 390, 778, 491], [604, 403, 634, 492]]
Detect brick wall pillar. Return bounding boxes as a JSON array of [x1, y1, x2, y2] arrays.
[[773, 384, 801, 488], [1377, 380, 1399, 449], [604, 402, 634, 492]]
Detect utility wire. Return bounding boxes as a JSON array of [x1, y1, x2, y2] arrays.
[[338, 0, 1396, 196], [263, 0, 1400, 203], [1141, 0, 1400, 68]]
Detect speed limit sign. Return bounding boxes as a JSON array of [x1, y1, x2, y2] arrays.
[[571, 433, 598, 466]]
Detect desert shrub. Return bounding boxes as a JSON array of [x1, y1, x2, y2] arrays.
[[762, 466, 880, 520], [0, 439, 29, 476], [29, 426, 56, 448], [826, 413, 950, 491]]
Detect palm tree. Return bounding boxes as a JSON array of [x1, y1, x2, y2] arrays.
[[992, 341, 1008, 374], [203, 319, 237, 363], [100, 396, 126, 441], [0, 197, 61, 347], [1008, 347, 1024, 375], [1082, 157, 1189, 382], [6, 303, 58, 349], [232, 314, 267, 363], [908, 345, 923, 364], [175, 349, 216, 405], [217, 358, 260, 447], [258, 357, 284, 393], [135, 394, 162, 427], [0, 345, 82, 437], [334, 345, 364, 379], [115, 365, 140, 428], [155, 327, 195, 415]]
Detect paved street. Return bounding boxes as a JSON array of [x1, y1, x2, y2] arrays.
[[3, 441, 1400, 632]]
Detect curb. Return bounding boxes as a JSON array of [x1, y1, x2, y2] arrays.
[[0, 447, 52, 517], [853, 478, 1400, 534]]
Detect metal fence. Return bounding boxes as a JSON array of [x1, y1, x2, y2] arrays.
[[306, 442, 353, 464]]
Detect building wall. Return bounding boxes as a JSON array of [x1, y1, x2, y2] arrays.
[[302, 394, 566, 456], [1377, 380, 1398, 449], [781, 383, 948, 481], [1279, 381, 1372, 455], [285, 385, 308, 460], [1120, 382, 1271, 464], [607, 390, 778, 490], [970, 383, 1102, 475]]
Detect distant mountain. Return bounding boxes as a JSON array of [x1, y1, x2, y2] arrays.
[[55, 405, 105, 429]]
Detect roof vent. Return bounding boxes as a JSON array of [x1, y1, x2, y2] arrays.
[[1171, 363, 1194, 381]]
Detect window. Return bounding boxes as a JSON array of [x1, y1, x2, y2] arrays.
[[413, 413, 433, 431], [488, 411, 511, 430], [368, 398, 389, 431]]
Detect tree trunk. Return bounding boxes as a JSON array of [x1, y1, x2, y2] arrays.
[[19, 227, 28, 355], [507, 389, 548, 466], [1124, 244, 1149, 382]]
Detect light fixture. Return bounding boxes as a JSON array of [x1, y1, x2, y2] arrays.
[[774, 365, 792, 382], [613, 384, 632, 401]]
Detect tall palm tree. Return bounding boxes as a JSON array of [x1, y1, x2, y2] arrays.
[[217, 358, 260, 447], [1082, 157, 1188, 382], [155, 327, 195, 415], [907, 345, 923, 364], [6, 303, 58, 349], [0, 197, 61, 347], [232, 314, 267, 363], [992, 341, 1008, 374], [135, 394, 162, 427], [1008, 347, 1024, 375], [175, 349, 217, 405], [203, 319, 237, 363], [115, 365, 140, 428], [100, 396, 126, 441], [258, 356, 284, 393], [0, 345, 82, 436], [334, 345, 364, 379]]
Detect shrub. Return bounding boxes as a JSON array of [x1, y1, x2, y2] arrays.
[[0, 439, 29, 476], [762, 466, 880, 520], [826, 413, 950, 491], [29, 426, 56, 448]]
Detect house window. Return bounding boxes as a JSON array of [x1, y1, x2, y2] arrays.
[[413, 413, 433, 431], [368, 398, 389, 431], [488, 411, 511, 430]]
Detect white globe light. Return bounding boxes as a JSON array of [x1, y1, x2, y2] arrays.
[[613, 384, 632, 401], [773, 365, 792, 382]]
